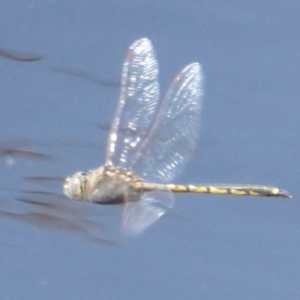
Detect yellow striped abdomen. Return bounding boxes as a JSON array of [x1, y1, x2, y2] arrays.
[[132, 182, 291, 198]]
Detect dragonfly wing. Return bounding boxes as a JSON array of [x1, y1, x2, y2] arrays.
[[106, 38, 160, 167], [122, 190, 174, 236], [133, 63, 204, 183]]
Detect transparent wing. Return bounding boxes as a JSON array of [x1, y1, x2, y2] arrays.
[[132, 63, 204, 183], [122, 190, 174, 236], [106, 38, 160, 167]]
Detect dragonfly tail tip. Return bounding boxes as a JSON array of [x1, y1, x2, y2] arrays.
[[278, 189, 292, 199]]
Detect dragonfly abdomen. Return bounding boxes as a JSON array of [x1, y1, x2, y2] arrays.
[[167, 184, 291, 198], [133, 182, 291, 198]]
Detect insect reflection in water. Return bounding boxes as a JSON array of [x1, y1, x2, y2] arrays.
[[63, 38, 291, 235]]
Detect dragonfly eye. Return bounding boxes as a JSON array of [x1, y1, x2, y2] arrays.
[[63, 172, 87, 200]]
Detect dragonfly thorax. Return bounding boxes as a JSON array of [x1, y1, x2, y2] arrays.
[[64, 165, 145, 204]]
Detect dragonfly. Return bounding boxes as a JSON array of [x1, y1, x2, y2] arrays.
[[63, 37, 291, 235]]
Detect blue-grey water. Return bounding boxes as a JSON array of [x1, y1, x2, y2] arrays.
[[0, 1, 299, 299]]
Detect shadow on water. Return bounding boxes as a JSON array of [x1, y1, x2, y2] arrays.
[[0, 46, 43, 62], [0, 137, 119, 247], [0, 183, 120, 247]]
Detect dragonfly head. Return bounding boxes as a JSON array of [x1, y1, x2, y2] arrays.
[[63, 172, 89, 201]]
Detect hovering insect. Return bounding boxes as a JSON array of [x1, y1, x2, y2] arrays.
[[63, 38, 291, 235]]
